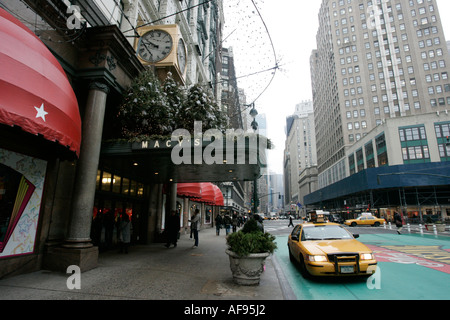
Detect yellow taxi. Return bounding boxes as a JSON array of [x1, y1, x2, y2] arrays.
[[344, 214, 386, 227], [288, 211, 377, 277]]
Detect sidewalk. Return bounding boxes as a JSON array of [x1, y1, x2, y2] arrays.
[[0, 227, 291, 300], [381, 222, 450, 235]]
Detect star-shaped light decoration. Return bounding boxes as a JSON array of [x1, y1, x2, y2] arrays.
[[34, 103, 48, 122]]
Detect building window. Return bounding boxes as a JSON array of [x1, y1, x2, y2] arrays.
[[375, 133, 388, 166], [399, 125, 430, 163], [356, 148, 364, 172], [348, 153, 356, 175], [399, 126, 427, 142], [365, 141, 375, 168], [402, 146, 430, 161], [435, 122, 450, 161]]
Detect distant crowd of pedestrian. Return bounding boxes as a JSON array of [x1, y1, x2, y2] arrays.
[[214, 212, 246, 236]]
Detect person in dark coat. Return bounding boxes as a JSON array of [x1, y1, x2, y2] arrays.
[[215, 214, 223, 236], [288, 215, 294, 227], [119, 214, 131, 253], [394, 212, 403, 234], [165, 210, 180, 248]]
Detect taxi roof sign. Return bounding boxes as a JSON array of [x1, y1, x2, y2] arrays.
[[309, 210, 326, 223]]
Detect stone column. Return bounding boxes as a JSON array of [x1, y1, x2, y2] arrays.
[[44, 81, 109, 272], [65, 81, 109, 248], [169, 182, 178, 213]]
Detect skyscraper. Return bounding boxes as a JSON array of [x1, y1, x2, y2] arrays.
[[311, 0, 450, 186]]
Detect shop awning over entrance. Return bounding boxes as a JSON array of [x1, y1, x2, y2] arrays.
[[177, 183, 202, 199], [100, 137, 267, 184], [198, 183, 216, 205], [213, 185, 224, 206], [0, 9, 82, 156], [177, 182, 225, 206]]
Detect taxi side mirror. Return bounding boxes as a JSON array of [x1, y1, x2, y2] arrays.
[[353, 234, 359, 238], [291, 235, 299, 241]]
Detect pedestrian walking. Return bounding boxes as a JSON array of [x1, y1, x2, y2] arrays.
[[394, 211, 403, 234], [224, 213, 232, 235], [119, 214, 131, 253], [165, 210, 180, 248], [189, 209, 200, 248], [232, 213, 238, 233], [215, 213, 223, 236], [104, 211, 114, 250], [288, 215, 294, 227]]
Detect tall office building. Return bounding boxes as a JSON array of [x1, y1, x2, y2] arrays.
[[283, 101, 317, 208], [311, 0, 450, 187]]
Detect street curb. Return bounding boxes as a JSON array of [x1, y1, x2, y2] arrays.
[[271, 253, 297, 300]]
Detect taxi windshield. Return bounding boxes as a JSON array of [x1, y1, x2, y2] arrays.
[[302, 225, 353, 241]]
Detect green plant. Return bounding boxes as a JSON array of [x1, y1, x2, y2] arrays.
[[241, 218, 260, 233], [115, 70, 228, 140], [226, 220, 277, 257]]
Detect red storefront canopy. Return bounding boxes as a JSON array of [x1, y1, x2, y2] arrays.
[[177, 182, 224, 206], [198, 183, 216, 205], [0, 8, 82, 156], [177, 183, 202, 199], [212, 184, 224, 206]]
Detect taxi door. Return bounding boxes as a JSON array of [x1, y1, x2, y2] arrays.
[[289, 225, 302, 259], [366, 216, 375, 225], [359, 217, 368, 225]]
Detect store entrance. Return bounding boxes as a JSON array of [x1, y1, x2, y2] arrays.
[[91, 197, 147, 252]]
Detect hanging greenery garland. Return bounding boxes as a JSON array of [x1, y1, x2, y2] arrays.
[[116, 69, 169, 139], [116, 69, 228, 141]]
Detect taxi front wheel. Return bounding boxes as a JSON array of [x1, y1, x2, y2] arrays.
[[288, 248, 296, 263], [298, 255, 312, 279]]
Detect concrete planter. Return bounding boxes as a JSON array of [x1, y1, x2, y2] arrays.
[[425, 224, 446, 232], [226, 249, 270, 286]]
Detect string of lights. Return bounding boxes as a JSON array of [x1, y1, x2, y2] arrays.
[[223, 0, 278, 104], [122, 0, 214, 35]]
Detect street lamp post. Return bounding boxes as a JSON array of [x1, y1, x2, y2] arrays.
[[249, 102, 259, 214]]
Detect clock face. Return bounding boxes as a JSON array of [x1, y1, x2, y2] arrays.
[[138, 29, 173, 63], [177, 38, 187, 73]]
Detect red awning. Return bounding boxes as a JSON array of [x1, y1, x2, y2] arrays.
[[198, 183, 216, 205], [177, 182, 224, 206], [212, 184, 224, 206], [177, 183, 202, 199], [0, 8, 82, 156]]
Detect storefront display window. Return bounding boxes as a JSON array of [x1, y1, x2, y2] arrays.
[[112, 175, 121, 193], [101, 172, 113, 191], [122, 178, 130, 195], [0, 148, 46, 258]]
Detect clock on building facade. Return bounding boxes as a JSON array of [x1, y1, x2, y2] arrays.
[[135, 24, 187, 85]]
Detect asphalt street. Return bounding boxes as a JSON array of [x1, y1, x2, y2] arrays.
[[267, 219, 450, 300]]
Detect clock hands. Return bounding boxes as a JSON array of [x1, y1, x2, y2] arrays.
[[138, 29, 173, 63], [143, 40, 159, 49]]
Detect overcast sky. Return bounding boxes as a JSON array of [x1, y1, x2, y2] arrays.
[[224, 0, 450, 175]]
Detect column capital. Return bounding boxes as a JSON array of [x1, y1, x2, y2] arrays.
[[89, 81, 110, 94]]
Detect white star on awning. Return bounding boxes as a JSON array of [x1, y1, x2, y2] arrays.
[[34, 103, 48, 122]]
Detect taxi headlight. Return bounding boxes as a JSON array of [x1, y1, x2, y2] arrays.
[[360, 253, 374, 260], [307, 255, 327, 262]]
